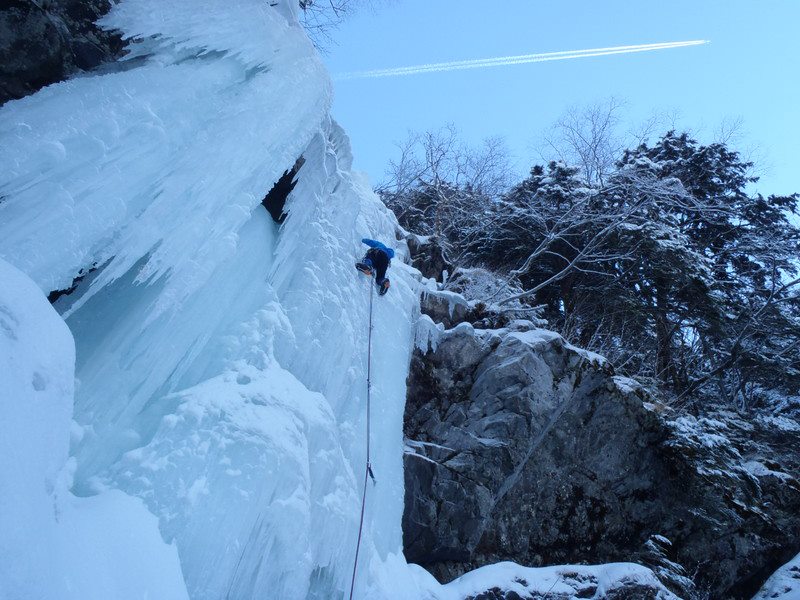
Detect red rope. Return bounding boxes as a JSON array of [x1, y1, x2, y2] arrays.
[[349, 276, 375, 600]]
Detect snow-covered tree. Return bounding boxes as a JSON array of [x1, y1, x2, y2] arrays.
[[615, 132, 800, 405], [381, 128, 800, 407], [378, 125, 511, 260], [558, 132, 800, 405]]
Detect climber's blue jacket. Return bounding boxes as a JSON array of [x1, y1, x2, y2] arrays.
[[362, 238, 395, 259]]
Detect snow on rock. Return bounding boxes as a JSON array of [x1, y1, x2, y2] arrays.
[[421, 288, 473, 329], [508, 328, 608, 369], [612, 375, 644, 395], [742, 460, 794, 482], [442, 267, 547, 326], [409, 561, 679, 600], [0, 258, 188, 600], [753, 552, 800, 600], [404, 233, 452, 281]]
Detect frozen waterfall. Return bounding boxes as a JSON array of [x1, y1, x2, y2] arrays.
[[1, 0, 425, 597]]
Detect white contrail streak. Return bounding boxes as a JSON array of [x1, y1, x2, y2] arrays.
[[335, 40, 709, 80]]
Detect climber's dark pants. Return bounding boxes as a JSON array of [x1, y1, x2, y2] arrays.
[[364, 248, 389, 282]]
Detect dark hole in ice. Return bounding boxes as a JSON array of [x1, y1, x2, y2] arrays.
[[47, 263, 98, 304], [261, 156, 305, 224]]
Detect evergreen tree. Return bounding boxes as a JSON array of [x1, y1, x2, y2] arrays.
[[381, 128, 800, 407], [611, 132, 800, 403]]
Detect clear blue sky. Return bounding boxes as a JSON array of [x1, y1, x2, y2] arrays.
[[323, 0, 799, 196]]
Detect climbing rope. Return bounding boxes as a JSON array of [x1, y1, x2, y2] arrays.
[[543, 572, 561, 599], [349, 274, 377, 600]]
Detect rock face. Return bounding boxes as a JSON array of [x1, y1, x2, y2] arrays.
[[406, 234, 453, 282], [0, 0, 124, 105], [403, 320, 800, 599], [420, 289, 473, 330]]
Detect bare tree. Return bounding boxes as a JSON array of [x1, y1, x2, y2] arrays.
[[628, 108, 683, 147], [714, 115, 745, 145], [378, 124, 511, 198], [298, 0, 349, 47], [377, 125, 512, 246], [298, 0, 373, 48], [539, 97, 625, 187]]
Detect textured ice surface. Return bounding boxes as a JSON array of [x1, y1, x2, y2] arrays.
[[0, 259, 188, 600], [0, 0, 329, 309], [0, 1, 423, 597]]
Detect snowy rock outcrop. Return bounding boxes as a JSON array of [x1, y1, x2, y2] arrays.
[[403, 304, 800, 599], [435, 561, 680, 600], [420, 266, 545, 331], [421, 289, 473, 330], [0, 259, 188, 600], [405, 233, 453, 282]]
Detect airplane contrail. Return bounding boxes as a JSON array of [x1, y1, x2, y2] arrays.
[[335, 40, 709, 80]]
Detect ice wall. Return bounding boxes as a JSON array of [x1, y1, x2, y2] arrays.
[[0, 1, 425, 598], [0, 259, 188, 600]]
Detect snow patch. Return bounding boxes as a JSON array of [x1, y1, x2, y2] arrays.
[[409, 560, 679, 600], [752, 551, 800, 600], [742, 461, 793, 481]]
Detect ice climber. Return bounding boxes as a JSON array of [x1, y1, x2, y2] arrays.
[[355, 238, 394, 295]]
